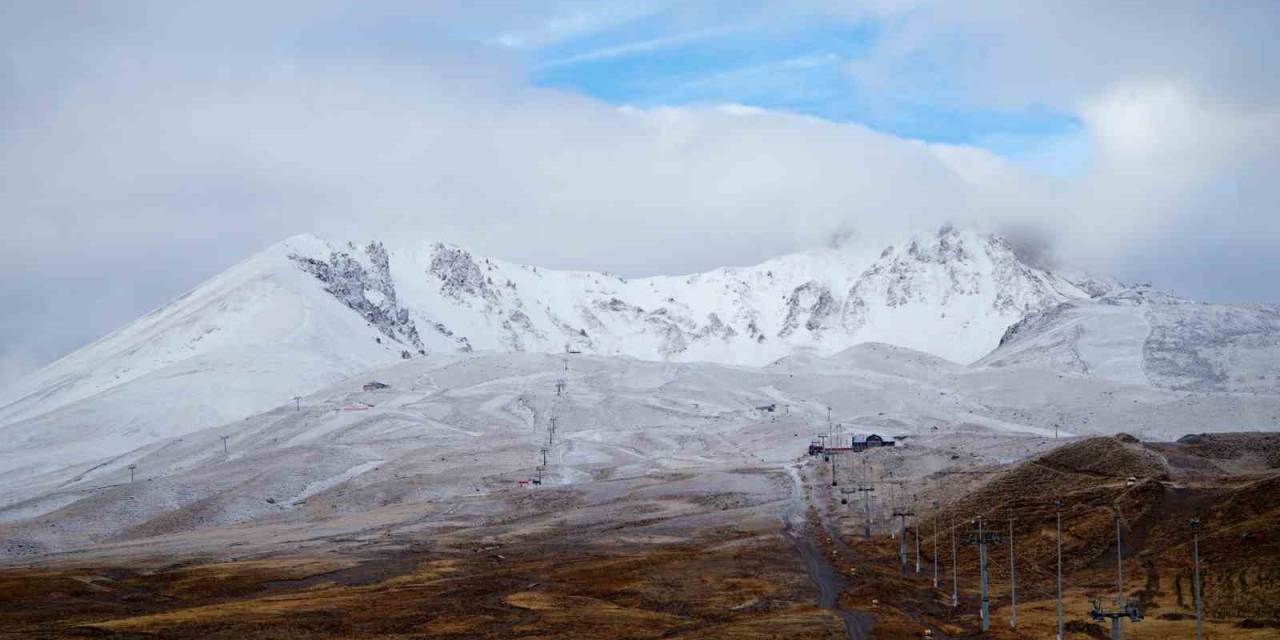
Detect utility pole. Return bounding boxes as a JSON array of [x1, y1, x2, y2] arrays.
[[1115, 503, 1125, 607], [915, 519, 921, 573], [979, 517, 990, 632], [1090, 501, 1142, 639], [827, 405, 832, 442], [893, 508, 915, 574], [858, 486, 875, 538], [128, 464, 136, 483], [950, 519, 958, 608], [536, 446, 549, 485], [1056, 499, 1064, 640], [932, 500, 939, 588], [967, 516, 1000, 632], [914, 495, 921, 573], [830, 451, 839, 487], [886, 477, 900, 535], [221, 434, 230, 455], [1190, 517, 1203, 640], [1009, 504, 1018, 629]]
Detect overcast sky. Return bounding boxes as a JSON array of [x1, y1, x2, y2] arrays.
[[2, 1, 1278, 386]]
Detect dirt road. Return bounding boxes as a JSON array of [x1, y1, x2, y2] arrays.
[[785, 464, 875, 640]]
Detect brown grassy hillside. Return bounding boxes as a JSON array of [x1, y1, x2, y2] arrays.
[[926, 433, 1280, 623]]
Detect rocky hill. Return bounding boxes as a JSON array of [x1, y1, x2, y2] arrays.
[[929, 433, 1280, 621], [0, 227, 1100, 476], [979, 287, 1280, 393]]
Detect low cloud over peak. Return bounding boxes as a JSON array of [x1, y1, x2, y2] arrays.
[[2, 1, 1278, 382]]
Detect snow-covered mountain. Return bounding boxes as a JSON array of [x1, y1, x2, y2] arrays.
[[0, 236, 413, 479], [6, 348, 1279, 558], [978, 286, 1280, 393], [0, 226, 1095, 479], [4, 225, 1280, 558], [280, 224, 1095, 367]]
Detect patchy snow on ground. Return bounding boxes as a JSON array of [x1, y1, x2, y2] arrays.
[[980, 286, 1280, 393], [2, 346, 1277, 559], [0, 227, 1099, 484], [1, 229, 1277, 562]]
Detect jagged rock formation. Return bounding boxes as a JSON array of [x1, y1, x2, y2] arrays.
[[3, 226, 1276, 484], [289, 241, 423, 350], [0, 225, 1148, 462], [429, 243, 497, 305], [273, 226, 1095, 367]]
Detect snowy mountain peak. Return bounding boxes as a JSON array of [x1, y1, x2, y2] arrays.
[[266, 226, 1091, 368], [830, 227, 1091, 358], [288, 240, 424, 352], [5, 226, 1276, 487], [0, 226, 1103, 478]]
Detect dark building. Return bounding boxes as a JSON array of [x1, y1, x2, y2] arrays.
[[808, 433, 895, 456], [847, 433, 895, 451]]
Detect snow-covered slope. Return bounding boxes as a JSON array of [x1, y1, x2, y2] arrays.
[[283, 225, 1091, 367], [4, 348, 1279, 558], [0, 236, 413, 478], [977, 286, 1280, 392], [0, 226, 1093, 473]]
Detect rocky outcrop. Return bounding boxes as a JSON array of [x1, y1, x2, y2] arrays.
[[290, 242, 423, 350], [779, 281, 835, 337], [429, 244, 498, 306], [285, 227, 1115, 365]]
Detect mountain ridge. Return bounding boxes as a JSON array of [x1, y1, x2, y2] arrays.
[[979, 285, 1280, 392], [0, 225, 1104, 479], [271, 226, 1098, 367]]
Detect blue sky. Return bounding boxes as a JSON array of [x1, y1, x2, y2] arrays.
[[1, 1, 1277, 382], [506, 7, 1088, 174]]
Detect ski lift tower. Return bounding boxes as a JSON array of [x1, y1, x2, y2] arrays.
[[965, 517, 1001, 632], [1090, 500, 1142, 639], [1090, 599, 1143, 640], [892, 507, 916, 574], [534, 446, 549, 485]]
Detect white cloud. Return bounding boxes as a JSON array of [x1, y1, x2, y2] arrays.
[[821, 0, 1280, 291], [0, 51, 1048, 375], [492, 3, 674, 49], [1054, 79, 1280, 273], [1, 0, 1278, 377], [1, 57, 1042, 276], [540, 24, 742, 68]]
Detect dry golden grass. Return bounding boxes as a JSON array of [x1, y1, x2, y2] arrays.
[[5, 436, 1276, 639], [1006, 589, 1280, 640], [0, 536, 846, 639]]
